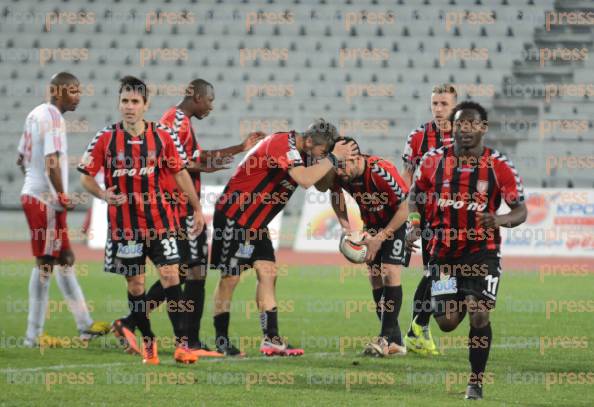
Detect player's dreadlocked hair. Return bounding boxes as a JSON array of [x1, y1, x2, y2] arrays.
[[119, 75, 149, 103], [304, 118, 340, 150]]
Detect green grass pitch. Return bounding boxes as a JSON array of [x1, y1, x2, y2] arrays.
[[1, 260, 593, 406]]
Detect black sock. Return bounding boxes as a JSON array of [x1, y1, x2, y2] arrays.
[[415, 276, 433, 327], [146, 280, 165, 313], [468, 323, 492, 385], [163, 284, 187, 345], [128, 292, 154, 340], [380, 285, 403, 345], [372, 287, 383, 321], [184, 279, 206, 345], [214, 312, 230, 346], [408, 275, 432, 337], [260, 307, 279, 338]]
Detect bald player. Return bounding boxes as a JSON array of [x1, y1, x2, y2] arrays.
[[17, 72, 110, 347]]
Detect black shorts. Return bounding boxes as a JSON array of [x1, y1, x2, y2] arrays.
[[429, 251, 501, 318], [177, 215, 208, 268], [209, 211, 275, 277], [104, 231, 180, 277], [367, 223, 407, 267]]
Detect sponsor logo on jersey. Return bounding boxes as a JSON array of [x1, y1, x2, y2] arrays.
[[437, 198, 487, 212], [477, 180, 489, 194], [112, 167, 155, 177]]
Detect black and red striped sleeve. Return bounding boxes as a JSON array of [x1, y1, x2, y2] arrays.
[[77, 128, 110, 176], [402, 126, 424, 172], [371, 160, 409, 207], [492, 151, 525, 206]]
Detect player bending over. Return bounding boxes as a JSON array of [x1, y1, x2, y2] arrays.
[[210, 119, 357, 356], [405, 102, 527, 400], [317, 138, 409, 356], [17, 72, 110, 348]]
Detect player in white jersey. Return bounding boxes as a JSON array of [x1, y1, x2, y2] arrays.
[[17, 72, 109, 347]]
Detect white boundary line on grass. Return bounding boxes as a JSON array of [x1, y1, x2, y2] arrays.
[[0, 352, 337, 373], [0, 344, 540, 374]]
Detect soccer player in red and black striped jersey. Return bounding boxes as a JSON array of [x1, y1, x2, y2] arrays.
[[115, 79, 264, 357], [405, 102, 527, 400], [78, 76, 204, 365], [318, 138, 410, 356], [210, 119, 357, 356], [402, 84, 456, 356]]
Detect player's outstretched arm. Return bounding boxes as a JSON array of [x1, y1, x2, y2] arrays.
[[173, 169, 205, 235], [186, 131, 266, 174], [289, 140, 358, 189]]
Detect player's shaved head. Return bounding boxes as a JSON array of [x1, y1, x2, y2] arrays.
[[449, 101, 488, 124], [48, 71, 81, 112], [186, 79, 213, 99], [49, 72, 79, 98], [50, 71, 78, 87]]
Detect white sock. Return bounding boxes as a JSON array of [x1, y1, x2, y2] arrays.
[[54, 265, 93, 332], [26, 267, 50, 343]]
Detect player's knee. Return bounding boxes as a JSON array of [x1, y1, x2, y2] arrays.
[[435, 315, 459, 332], [220, 275, 241, 290], [186, 265, 207, 280], [469, 311, 490, 329], [127, 280, 144, 296], [58, 250, 75, 267]]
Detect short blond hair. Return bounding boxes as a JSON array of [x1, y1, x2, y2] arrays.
[[432, 84, 457, 99]]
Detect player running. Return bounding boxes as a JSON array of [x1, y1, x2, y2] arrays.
[[17, 72, 110, 348], [210, 119, 357, 356], [78, 76, 204, 365], [405, 101, 527, 400], [402, 84, 456, 356], [112, 78, 264, 357], [317, 138, 410, 356]]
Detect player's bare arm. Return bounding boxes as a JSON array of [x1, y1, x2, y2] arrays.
[[289, 140, 357, 188], [80, 174, 126, 206], [330, 188, 350, 232], [364, 201, 408, 262], [187, 131, 267, 174], [404, 185, 422, 253], [313, 169, 336, 192], [173, 169, 205, 235], [17, 154, 25, 175], [477, 201, 527, 229], [45, 152, 73, 210]]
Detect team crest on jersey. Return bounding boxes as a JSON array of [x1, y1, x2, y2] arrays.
[[477, 180, 489, 194]]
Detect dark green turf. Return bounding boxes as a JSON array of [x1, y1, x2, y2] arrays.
[[1, 260, 593, 406]]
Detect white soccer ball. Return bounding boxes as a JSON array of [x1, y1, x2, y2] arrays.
[[339, 231, 368, 264]]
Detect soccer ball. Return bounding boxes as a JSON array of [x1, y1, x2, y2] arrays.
[[339, 231, 368, 264]]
